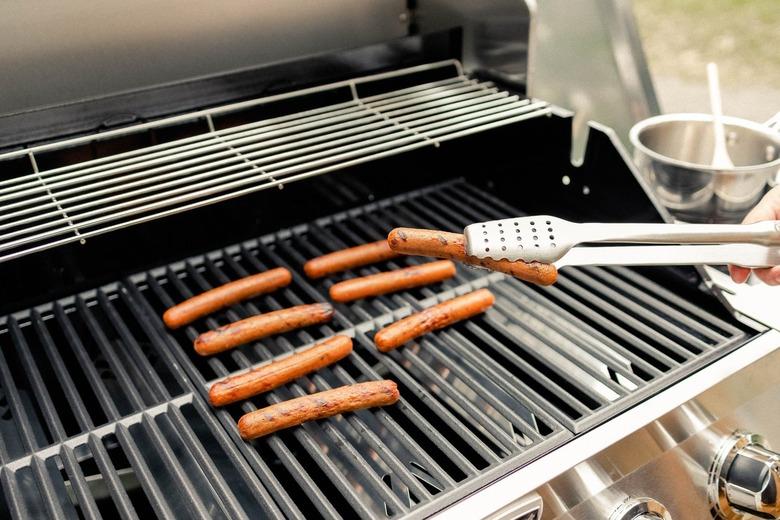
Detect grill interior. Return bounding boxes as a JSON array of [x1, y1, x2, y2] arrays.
[[0, 178, 748, 519]]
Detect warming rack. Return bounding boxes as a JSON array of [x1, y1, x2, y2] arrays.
[[0, 60, 550, 264]]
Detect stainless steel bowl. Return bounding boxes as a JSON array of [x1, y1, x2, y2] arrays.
[[630, 114, 780, 222]]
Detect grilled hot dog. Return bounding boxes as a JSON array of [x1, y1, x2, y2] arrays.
[[194, 303, 334, 356], [329, 260, 456, 302], [209, 335, 353, 406], [304, 240, 399, 279], [387, 228, 557, 286], [163, 267, 292, 329], [237, 380, 399, 439], [374, 288, 495, 352]]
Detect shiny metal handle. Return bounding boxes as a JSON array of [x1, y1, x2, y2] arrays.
[[556, 244, 780, 269], [767, 112, 780, 186], [766, 111, 780, 131], [578, 220, 780, 246]]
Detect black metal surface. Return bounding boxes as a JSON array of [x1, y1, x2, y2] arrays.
[[0, 31, 462, 152], [0, 179, 749, 519]]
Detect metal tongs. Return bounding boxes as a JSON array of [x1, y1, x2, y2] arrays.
[[463, 216, 780, 268]]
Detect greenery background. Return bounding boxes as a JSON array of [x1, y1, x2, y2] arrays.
[[633, 0, 780, 121]]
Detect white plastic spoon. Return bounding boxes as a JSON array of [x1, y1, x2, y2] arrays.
[[707, 62, 734, 168]]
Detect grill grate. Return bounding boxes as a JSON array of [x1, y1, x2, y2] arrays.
[[0, 397, 286, 519], [0, 179, 747, 519], [0, 60, 550, 264]]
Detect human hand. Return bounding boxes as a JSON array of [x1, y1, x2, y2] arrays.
[[728, 186, 780, 285]]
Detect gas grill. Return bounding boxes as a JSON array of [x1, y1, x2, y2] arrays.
[[1, 2, 779, 519]]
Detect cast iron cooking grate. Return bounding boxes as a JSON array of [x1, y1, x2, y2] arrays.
[[0, 397, 286, 519], [0, 289, 190, 464], [0, 179, 747, 519]]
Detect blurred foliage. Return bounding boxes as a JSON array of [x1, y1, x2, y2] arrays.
[[633, 0, 780, 86]]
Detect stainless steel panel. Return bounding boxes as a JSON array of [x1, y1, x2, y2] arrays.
[[704, 265, 780, 332], [0, 0, 406, 115], [433, 330, 779, 519], [414, 0, 531, 84], [527, 0, 659, 164], [537, 333, 780, 519]]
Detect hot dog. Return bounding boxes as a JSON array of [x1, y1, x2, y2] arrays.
[[194, 303, 334, 356], [329, 260, 456, 302], [387, 228, 558, 286], [209, 335, 353, 406], [237, 380, 399, 439], [374, 288, 495, 352], [304, 240, 399, 279], [163, 267, 292, 329]]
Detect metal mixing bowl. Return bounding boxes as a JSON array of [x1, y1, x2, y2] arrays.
[[630, 114, 780, 222]]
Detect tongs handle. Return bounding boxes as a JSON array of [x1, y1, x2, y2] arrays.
[[557, 244, 780, 268], [579, 220, 780, 246]]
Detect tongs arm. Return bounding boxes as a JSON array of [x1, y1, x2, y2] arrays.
[[556, 244, 780, 269], [577, 220, 780, 246]]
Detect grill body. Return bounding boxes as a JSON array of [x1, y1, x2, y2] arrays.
[[0, 2, 777, 519]]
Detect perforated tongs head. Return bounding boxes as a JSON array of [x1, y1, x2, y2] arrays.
[[463, 216, 780, 268]]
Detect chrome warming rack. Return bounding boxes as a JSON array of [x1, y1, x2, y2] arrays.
[[0, 60, 550, 264], [0, 179, 747, 519]]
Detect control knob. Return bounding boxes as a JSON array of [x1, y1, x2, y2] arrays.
[[710, 432, 780, 519], [610, 497, 672, 520]]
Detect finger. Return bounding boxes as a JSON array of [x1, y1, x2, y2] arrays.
[[728, 265, 751, 284], [753, 266, 780, 286], [742, 187, 780, 223]]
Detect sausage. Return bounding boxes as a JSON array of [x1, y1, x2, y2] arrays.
[[374, 288, 495, 352], [209, 335, 353, 406], [387, 228, 558, 286], [237, 380, 399, 440], [194, 303, 334, 356], [329, 260, 456, 302], [163, 267, 292, 329], [304, 240, 399, 279]]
